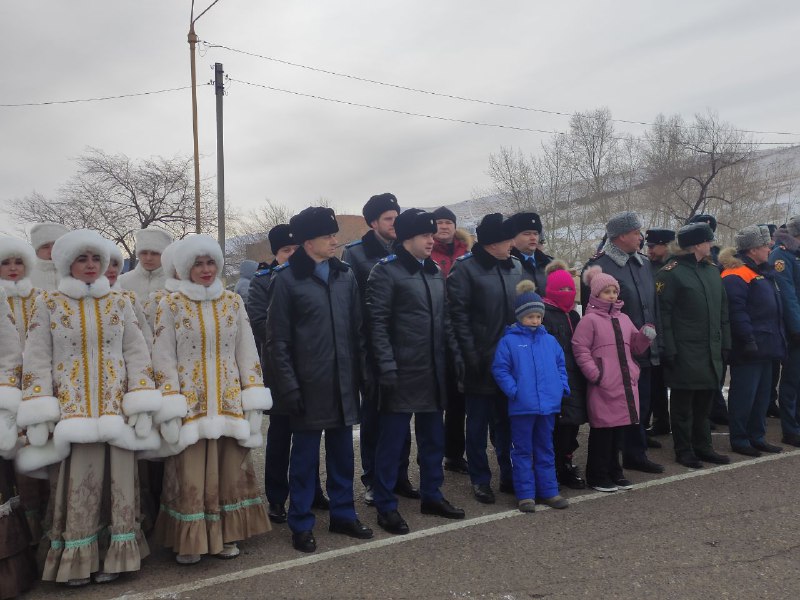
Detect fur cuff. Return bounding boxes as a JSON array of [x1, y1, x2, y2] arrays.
[[153, 394, 189, 424], [0, 386, 22, 412], [17, 396, 60, 428], [239, 431, 264, 449], [136, 438, 185, 460], [15, 439, 70, 474], [178, 415, 250, 448], [241, 386, 272, 411], [122, 388, 162, 416], [97, 415, 161, 452]]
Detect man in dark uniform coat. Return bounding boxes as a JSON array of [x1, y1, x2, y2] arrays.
[[341, 193, 418, 505], [266, 207, 373, 553], [508, 211, 552, 292], [581, 212, 664, 475], [247, 224, 329, 524], [644, 228, 675, 437], [448, 213, 522, 504], [366, 209, 465, 534]]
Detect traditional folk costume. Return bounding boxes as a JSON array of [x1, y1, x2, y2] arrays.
[[118, 227, 172, 298], [142, 240, 181, 333], [0, 287, 38, 598], [15, 229, 162, 585], [152, 234, 270, 561], [28, 222, 69, 292], [0, 236, 51, 546]]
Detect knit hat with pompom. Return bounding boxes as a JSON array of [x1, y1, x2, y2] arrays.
[[515, 279, 545, 320], [582, 265, 619, 298]]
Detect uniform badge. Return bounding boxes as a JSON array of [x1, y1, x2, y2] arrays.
[[775, 259, 786, 272], [656, 281, 665, 294]]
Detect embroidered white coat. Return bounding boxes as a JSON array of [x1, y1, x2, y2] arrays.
[[15, 276, 162, 473], [152, 281, 269, 450], [0, 279, 42, 350], [0, 288, 23, 459], [119, 264, 166, 298], [30, 258, 59, 291]]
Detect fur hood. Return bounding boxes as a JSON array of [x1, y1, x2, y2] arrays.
[[0, 235, 36, 274], [51, 229, 111, 278], [105, 238, 124, 268], [454, 228, 474, 250], [30, 222, 68, 250], [718, 247, 742, 270], [172, 234, 224, 282]]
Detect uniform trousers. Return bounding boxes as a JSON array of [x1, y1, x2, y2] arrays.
[[728, 361, 772, 449], [373, 412, 445, 513], [288, 426, 356, 533], [670, 389, 715, 459], [464, 393, 512, 486], [264, 414, 324, 507], [360, 377, 411, 487], [779, 344, 800, 437], [510, 414, 558, 501]]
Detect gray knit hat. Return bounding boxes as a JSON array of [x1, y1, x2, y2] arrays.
[[606, 211, 643, 239], [735, 225, 771, 252], [786, 215, 800, 238]]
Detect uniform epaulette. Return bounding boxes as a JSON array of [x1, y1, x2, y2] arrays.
[[273, 263, 290, 273], [379, 254, 397, 264], [456, 252, 473, 262], [588, 250, 605, 262], [254, 268, 271, 278], [663, 260, 678, 271], [345, 239, 363, 248]]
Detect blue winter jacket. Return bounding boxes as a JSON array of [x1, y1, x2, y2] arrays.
[[769, 230, 800, 336], [492, 323, 569, 416]]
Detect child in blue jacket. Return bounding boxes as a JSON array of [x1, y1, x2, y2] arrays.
[[492, 280, 570, 513]]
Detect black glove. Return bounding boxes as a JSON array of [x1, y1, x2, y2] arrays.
[[742, 341, 759, 359], [721, 349, 730, 364], [379, 370, 398, 388], [283, 389, 304, 416]]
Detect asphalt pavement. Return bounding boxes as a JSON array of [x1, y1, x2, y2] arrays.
[[23, 416, 800, 600]]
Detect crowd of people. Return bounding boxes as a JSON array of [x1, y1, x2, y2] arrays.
[[0, 195, 797, 595]]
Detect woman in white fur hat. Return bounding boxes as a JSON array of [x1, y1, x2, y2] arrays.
[[104, 239, 153, 352], [151, 234, 271, 564], [28, 222, 69, 291], [119, 227, 172, 297], [0, 287, 38, 599], [15, 229, 163, 586], [0, 235, 51, 545], [142, 239, 181, 333]]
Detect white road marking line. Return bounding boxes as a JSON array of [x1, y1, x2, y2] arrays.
[[111, 449, 800, 600]]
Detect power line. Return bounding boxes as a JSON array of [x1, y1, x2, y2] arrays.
[[204, 40, 800, 138], [227, 76, 800, 146], [0, 85, 200, 108]]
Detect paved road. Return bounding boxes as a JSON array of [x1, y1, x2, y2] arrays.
[[24, 417, 800, 600]]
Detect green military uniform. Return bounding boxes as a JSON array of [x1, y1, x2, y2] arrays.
[[656, 252, 731, 461]]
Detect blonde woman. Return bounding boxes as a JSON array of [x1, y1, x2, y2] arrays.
[[15, 229, 162, 586], [152, 234, 270, 564]]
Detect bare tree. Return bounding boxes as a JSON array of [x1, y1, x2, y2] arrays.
[[7, 147, 216, 258], [487, 146, 537, 213], [568, 107, 619, 221]]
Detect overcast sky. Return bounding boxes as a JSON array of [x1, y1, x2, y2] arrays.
[[2, 0, 800, 235]]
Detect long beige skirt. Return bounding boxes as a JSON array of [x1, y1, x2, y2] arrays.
[[42, 443, 148, 582], [154, 437, 270, 556]]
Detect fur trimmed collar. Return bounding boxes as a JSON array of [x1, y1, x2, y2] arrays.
[[58, 276, 112, 299], [165, 277, 181, 293], [178, 279, 223, 301], [0, 277, 33, 298], [774, 230, 800, 253], [602, 240, 645, 268], [362, 230, 392, 259], [472, 243, 516, 271], [395, 245, 439, 275], [35, 257, 56, 273], [288, 246, 350, 280]]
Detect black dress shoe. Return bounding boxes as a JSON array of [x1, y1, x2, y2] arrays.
[[766, 402, 781, 418], [695, 450, 730, 464], [292, 530, 316, 553], [267, 502, 287, 524], [443, 457, 469, 474], [421, 498, 465, 520], [498, 479, 515, 494], [648, 423, 671, 436], [312, 492, 330, 510], [329, 519, 374, 539], [676, 455, 703, 469], [377, 510, 410, 535], [394, 479, 421, 499], [558, 463, 586, 490], [731, 444, 761, 457], [622, 457, 665, 474], [781, 434, 800, 447], [646, 436, 663, 449], [751, 441, 782, 453], [472, 484, 495, 504]]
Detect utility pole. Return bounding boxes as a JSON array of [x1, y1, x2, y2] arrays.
[[215, 62, 225, 256]]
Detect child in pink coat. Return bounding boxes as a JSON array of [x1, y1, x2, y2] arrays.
[[572, 266, 656, 492]]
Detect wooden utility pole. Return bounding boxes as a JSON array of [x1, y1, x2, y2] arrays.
[[215, 62, 225, 255], [189, 23, 201, 233]]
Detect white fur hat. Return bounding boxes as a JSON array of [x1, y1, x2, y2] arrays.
[[30, 222, 69, 251], [51, 229, 111, 278], [0, 236, 36, 274], [160, 240, 180, 279], [104, 239, 124, 268], [173, 234, 223, 281], [134, 227, 172, 254]]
